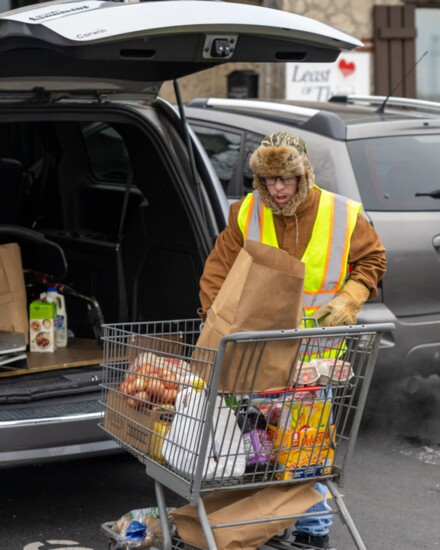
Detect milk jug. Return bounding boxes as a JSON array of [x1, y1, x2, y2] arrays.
[[44, 287, 68, 348]]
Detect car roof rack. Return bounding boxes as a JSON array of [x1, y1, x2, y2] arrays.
[[329, 94, 440, 114], [187, 97, 319, 118], [187, 97, 349, 140]]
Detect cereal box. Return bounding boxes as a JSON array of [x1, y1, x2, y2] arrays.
[[274, 425, 336, 480], [268, 396, 332, 445], [267, 394, 335, 479]]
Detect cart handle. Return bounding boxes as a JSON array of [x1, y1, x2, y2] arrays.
[[219, 322, 396, 343]]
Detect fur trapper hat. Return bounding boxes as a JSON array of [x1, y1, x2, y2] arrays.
[[249, 133, 315, 216]]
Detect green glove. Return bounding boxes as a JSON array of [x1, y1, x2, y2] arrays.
[[314, 280, 370, 327]]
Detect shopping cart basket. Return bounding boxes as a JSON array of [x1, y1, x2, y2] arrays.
[[100, 319, 394, 550]]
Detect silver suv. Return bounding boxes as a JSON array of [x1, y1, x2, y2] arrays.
[[0, 0, 361, 466], [186, 95, 440, 406]]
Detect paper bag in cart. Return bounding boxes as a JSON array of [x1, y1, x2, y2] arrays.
[[172, 482, 323, 550], [0, 243, 29, 344], [195, 240, 305, 392]]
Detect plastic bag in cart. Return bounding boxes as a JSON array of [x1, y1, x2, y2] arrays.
[[162, 387, 246, 480], [111, 506, 175, 548]]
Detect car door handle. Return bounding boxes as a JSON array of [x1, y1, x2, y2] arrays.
[[433, 235, 440, 248]]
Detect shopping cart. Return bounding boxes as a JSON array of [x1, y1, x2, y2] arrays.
[[99, 319, 394, 550]]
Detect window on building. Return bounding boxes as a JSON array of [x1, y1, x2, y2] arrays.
[[415, 8, 440, 101]]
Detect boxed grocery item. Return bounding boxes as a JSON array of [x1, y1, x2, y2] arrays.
[[267, 394, 335, 479], [103, 389, 173, 462], [267, 395, 332, 444], [291, 359, 354, 387], [29, 299, 57, 352], [274, 425, 335, 480]]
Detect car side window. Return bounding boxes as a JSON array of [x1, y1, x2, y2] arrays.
[[191, 123, 241, 196], [305, 142, 338, 194], [82, 122, 131, 183], [243, 132, 264, 195], [79, 122, 143, 241], [348, 135, 440, 211]]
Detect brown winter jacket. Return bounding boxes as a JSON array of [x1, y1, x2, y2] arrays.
[[199, 187, 387, 317]]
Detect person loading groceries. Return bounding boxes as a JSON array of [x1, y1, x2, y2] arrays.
[[198, 133, 386, 549]]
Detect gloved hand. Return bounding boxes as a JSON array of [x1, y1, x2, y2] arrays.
[[314, 280, 370, 327]]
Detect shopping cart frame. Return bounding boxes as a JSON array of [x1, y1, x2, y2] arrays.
[[100, 320, 394, 550]]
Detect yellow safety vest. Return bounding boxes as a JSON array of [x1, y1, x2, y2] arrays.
[[237, 187, 362, 358]]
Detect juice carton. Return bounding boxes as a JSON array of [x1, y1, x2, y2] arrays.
[[29, 299, 57, 352]]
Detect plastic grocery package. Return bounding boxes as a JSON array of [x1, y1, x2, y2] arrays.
[[110, 507, 175, 549], [162, 388, 246, 480]]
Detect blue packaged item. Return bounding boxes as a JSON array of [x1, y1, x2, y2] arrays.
[[125, 520, 146, 541]]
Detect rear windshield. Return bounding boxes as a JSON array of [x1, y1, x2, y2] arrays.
[[348, 135, 440, 211]]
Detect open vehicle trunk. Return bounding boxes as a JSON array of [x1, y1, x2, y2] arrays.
[[0, 101, 212, 361], [0, 101, 216, 463], [0, 0, 361, 466]]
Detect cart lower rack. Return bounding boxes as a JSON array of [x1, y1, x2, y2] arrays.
[[100, 319, 394, 550]]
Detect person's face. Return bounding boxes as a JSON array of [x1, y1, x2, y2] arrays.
[[263, 176, 298, 208]]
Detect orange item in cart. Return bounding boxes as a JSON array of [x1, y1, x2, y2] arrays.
[[267, 393, 335, 479], [267, 394, 332, 441], [120, 352, 182, 406], [274, 425, 335, 480]]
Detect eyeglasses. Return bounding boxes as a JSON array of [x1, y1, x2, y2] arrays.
[[262, 176, 298, 186]]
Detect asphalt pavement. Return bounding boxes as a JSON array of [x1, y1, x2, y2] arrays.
[[1, 423, 439, 550]]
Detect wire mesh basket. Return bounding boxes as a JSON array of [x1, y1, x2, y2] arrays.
[[100, 319, 390, 503]]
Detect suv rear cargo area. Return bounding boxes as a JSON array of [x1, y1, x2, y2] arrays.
[[0, 104, 209, 466]]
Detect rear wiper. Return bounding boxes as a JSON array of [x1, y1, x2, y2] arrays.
[[415, 189, 440, 199]]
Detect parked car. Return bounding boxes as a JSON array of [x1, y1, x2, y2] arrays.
[[185, 96, 440, 404], [0, 0, 361, 466]]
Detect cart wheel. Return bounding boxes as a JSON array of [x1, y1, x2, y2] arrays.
[[262, 536, 338, 550], [173, 539, 198, 550], [263, 528, 294, 548]]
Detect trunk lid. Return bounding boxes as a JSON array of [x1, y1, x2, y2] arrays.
[[0, 0, 362, 94]]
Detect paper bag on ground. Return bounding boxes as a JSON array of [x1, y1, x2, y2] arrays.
[[195, 240, 305, 392], [172, 482, 322, 550], [0, 243, 29, 344]]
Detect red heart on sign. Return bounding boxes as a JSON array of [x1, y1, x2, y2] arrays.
[[338, 59, 355, 77]]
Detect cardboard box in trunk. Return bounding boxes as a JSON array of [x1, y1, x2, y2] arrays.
[[0, 243, 29, 344], [103, 390, 172, 462]]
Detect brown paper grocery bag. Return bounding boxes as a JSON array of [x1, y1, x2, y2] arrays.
[[195, 240, 305, 392], [172, 482, 322, 550], [0, 243, 29, 344]]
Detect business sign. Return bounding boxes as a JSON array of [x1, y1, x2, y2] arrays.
[[285, 52, 371, 101]]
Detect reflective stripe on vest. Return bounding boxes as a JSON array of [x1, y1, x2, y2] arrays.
[[237, 187, 361, 317], [302, 189, 361, 316], [237, 191, 279, 247]]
